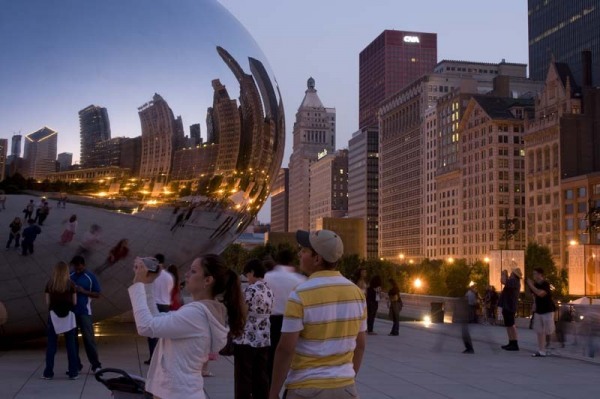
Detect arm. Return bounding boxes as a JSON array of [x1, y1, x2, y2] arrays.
[[128, 283, 209, 338], [526, 279, 548, 297], [353, 331, 366, 374], [269, 331, 299, 399]]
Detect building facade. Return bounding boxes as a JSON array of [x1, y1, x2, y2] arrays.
[[270, 168, 289, 233], [359, 30, 437, 129], [315, 217, 366, 259], [309, 150, 348, 231], [170, 144, 218, 182], [288, 78, 336, 232], [11, 134, 21, 157], [138, 93, 184, 180], [348, 127, 379, 259], [23, 127, 58, 180], [0, 138, 7, 180], [524, 57, 600, 268], [528, 0, 600, 85], [459, 96, 533, 263], [209, 79, 241, 174], [378, 60, 540, 262], [79, 105, 111, 168], [57, 152, 73, 171]]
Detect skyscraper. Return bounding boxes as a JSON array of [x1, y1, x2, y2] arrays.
[[348, 127, 379, 259], [270, 168, 289, 232], [57, 152, 73, 171], [23, 127, 58, 180], [309, 150, 348, 231], [0, 139, 7, 180], [288, 78, 336, 232], [359, 30, 437, 129], [138, 93, 184, 180], [11, 134, 21, 157], [528, 0, 599, 85], [190, 123, 201, 146], [79, 105, 111, 168]]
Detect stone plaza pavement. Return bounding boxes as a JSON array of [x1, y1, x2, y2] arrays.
[[2, 317, 599, 399]]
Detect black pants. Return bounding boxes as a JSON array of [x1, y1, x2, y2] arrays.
[[389, 301, 400, 335], [234, 344, 270, 399], [268, 314, 283, 383], [147, 304, 171, 359], [21, 239, 34, 255], [6, 232, 20, 248], [367, 301, 378, 332]]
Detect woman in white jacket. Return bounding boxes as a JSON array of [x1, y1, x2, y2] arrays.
[[129, 254, 246, 399]]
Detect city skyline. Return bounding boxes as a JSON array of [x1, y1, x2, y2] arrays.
[[0, 1, 529, 222]]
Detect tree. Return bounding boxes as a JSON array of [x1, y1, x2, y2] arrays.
[[525, 242, 567, 298]]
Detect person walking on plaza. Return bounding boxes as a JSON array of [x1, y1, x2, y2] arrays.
[[234, 259, 274, 399], [269, 229, 366, 399], [42, 261, 79, 380], [526, 268, 556, 357], [499, 268, 522, 351], [388, 278, 402, 336], [60, 214, 78, 245], [263, 247, 306, 383], [144, 253, 174, 365], [21, 218, 42, 256], [37, 200, 50, 226], [484, 285, 499, 325], [6, 216, 22, 249], [69, 255, 102, 373], [0, 190, 6, 210], [128, 254, 246, 399], [465, 285, 479, 323], [23, 199, 34, 220], [366, 275, 382, 334], [352, 267, 368, 295]]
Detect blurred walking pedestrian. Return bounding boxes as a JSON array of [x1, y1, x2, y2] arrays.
[[499, 268, 522, 351], [388, 278, 402, 336], [60, 215, 78, 245], [366, 275, 382, 335], [6, 216, 22, 249]]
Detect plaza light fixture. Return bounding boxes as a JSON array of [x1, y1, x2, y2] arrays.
[[414, 278, 423, 289], [447, 257, 454, 264], [399, 253, 405, 260], [423, 315, 432, 327], [409, 259, 414, 264], [570, 239, 578, 246], [483, 257, 490, 263]]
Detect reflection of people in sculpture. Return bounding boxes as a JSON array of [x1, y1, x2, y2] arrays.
[[75, 224, 102, 258], [96, 239, 130, 275], [171, 212, 185, 232], [60, 214, 78, 245]]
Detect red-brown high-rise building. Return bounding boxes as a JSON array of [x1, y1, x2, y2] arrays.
[[359, 30, 437, 129]]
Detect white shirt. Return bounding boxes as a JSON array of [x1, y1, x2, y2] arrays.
[[263, 265, 306, 315], [152, 268, 174, 306], [128, 283, 229, 399]]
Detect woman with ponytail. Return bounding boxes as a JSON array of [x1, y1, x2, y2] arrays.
[[128, 254, 246, 399]]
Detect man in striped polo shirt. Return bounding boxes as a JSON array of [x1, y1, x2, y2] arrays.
[[269, 230, 367, 399]]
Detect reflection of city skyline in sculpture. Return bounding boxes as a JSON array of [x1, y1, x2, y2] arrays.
[[0, 0, 284, 338]]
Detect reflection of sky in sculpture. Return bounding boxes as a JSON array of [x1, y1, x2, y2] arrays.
[[0, 0, 278, 164], [0, 0, 284, 337]]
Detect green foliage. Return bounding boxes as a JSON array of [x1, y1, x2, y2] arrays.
[[525, 242, 568, 298]]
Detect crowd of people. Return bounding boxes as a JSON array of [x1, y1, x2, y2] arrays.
[[7, 192, 584, 398]]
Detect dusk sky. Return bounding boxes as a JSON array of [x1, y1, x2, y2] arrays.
[[0, 0, 530, 223]]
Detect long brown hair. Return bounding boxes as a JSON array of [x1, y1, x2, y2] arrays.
[[200, 254, 246, 338], [48, 261, 71, 293]]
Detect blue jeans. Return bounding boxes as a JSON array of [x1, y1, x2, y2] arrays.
[[75, 314, 101, 370], [44, 316, 79, 378]]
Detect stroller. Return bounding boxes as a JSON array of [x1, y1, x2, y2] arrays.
[[95, 368, 152, 398]]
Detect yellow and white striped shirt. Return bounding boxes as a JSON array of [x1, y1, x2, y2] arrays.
[[281, 270, 367, 389]]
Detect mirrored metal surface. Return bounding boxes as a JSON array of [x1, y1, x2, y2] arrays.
[[0, 0, 284, 337]]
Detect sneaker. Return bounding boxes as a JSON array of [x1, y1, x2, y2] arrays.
[[41, 375, 53, 380], [69, 375, 79, 380], [532, 351, 546, 357], [91, 366, 102, 374], [462, 349, 475, 354]]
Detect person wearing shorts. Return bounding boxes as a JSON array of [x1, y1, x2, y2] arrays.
[[526, 267, 556, 357]]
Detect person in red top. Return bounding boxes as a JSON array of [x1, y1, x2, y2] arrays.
[[168, 264, 183, 310]]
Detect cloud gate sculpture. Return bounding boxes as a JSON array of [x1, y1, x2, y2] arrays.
[[0, 0, 284, 337]]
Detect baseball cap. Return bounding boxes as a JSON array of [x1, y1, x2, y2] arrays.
[[296, 229, 344, 263]]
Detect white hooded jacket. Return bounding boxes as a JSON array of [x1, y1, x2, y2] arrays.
[[128, 283, 229, 399]]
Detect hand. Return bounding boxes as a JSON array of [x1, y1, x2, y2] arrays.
[[526, 278, 534, 287], [132, 258, 160, 284]]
